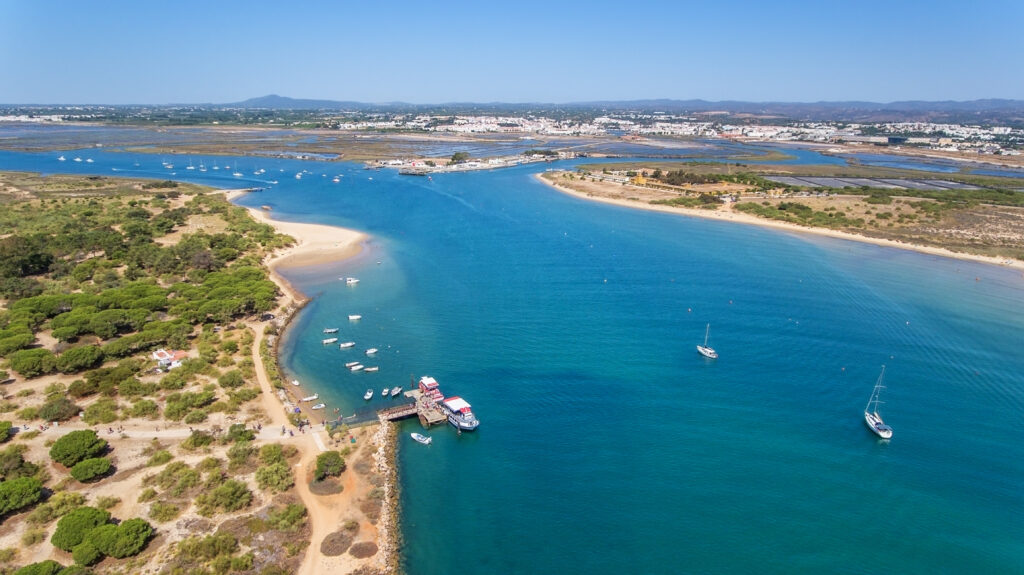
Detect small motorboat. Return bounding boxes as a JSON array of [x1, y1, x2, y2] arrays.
[[345, 361, 360, 368], [311, 403, 326, 410], [411, 433, 432, 445], [364, 366, 379, 373], [348, 314, 362, 321], [344, 277, 360, 285], [390, 386, 402, 397], [349, 364, 364, 372], [323, 328, 339, 334], [322, 337, 339, 345], [364, 389, 373, 400], [290, 379, 300, 386], [381, 388, 389, 397], [301, 393, 319, 402], [365, 348, 378, 355], [339, 341, 355, 349]]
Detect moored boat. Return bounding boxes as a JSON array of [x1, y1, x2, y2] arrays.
[[381, 387, 388, 397], [365, 348, 378, 355], [290, 379, 300, 386], [696, 323, 718, 359], [390, 386, 402, 397], [441, 396, 480, 431], [339, 341, 356, 349], [301, 393, 319, 402], [323, 327, 339, 334], [364, 389, 373, 400], [350, 364, 364, 372], [344, 277, 359, 285], [345, 361, 360, 368], [348, 314, 362, 321], [322, 337, 339, 345], [411, 432, 432, 445], [311, 403, 326, 410], [363, 366, 379, 373], [864, 365, 893, 439]]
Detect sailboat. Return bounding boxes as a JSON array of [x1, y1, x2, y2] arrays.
[[864, 365, 893, 439], [696, 323, 718, 359]]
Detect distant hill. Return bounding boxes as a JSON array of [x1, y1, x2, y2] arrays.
[[225, 95, 1024, 123]]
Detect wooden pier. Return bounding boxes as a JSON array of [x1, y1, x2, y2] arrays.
[[377, 389, 447, 428]]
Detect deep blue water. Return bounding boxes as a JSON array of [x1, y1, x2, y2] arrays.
[[1, 138, 1023, 573]]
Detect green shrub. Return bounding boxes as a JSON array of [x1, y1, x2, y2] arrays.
[[183, 409, 207, 424], [267, 503, 307, 531], [37, 398, 79, 423], [127, 399, 159, 419], [70, 457, 112, 483], [81, 398, 119, 425], [0, 421, 12, 442], [180, 430, 214, 451], [255, 461, 293, 493], [196, 479, 251, 516], [25, 491, 85, 525], [217, 370, 244, 389], [49, 430, 107, 467], [145, 450, 172, 467], [314, 451, 345, 481], [0, 476, 44, 515], [0, 547, 16, 563], [71, 540, 102, 566], [223, 423, 254, 443], [94, 496, 119, 510], [88, 517, 152, 558], [149, 502, 181, 523], [137, 488, 157, 503], [12, 560, 64, 575], [21, 528, 46, 546], [50, 506, 110, 551]]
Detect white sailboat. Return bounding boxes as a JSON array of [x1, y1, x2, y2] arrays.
[[696, 323, 718, 359], [864, 365, 893, 439]]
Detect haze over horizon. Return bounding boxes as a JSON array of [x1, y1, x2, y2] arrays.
[[1, 0, 1022, 105]]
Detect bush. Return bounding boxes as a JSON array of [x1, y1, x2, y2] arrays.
[[21, 528, 46, 546], [37, 397, 80, 423], [146, 450, 172, 467], [49, 430, 107, 467], [0, 421, 11, 442], [89, 517, 152, 558], [196, 479, 251, 516], [12, 560, 64, 575], [314, 451, 346, 481], [25, 491, 85, 526], [149, 502, 181, 523], [181, 430, 214, 451], [70, 457, 112, 482], [255, 461, 293, 493], [223, 423, 254, 443], [267, 503, 307, 531], [128, 399, 159, 419], [0, 476, 44, 515], [71, 541, 102, 566], [81, 398, 119, 425], [217, 370, 244, 389], [51, 506, 110, 551]]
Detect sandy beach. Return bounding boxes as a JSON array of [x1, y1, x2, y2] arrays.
[[223, 188, 398, 574], [535, 174, 1023, 271]]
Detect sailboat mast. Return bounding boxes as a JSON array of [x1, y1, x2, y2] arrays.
[[704, 323, 710, 346]]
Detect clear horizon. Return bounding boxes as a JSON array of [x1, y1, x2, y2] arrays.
[[1, 0, 1022, 105]]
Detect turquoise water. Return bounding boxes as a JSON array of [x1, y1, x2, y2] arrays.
[[2, 142, 1023, 573]]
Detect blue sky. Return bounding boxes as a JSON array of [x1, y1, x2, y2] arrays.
[[1, 0, 1022, 104]]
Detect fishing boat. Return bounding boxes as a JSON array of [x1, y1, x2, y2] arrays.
[[365, 348, 378, 355], [339, 341, 355, 349], [364, 366, 379, 373], [345, 361, 360, 368], [348, 314, 362, 321], [323, 328, 339, 334], [322, 337, 339, 345], [350, 364, 365, 372], [697, 323, 718, 359], [301, 393, 319, 402], [390, 386, 402, 397], [411, 433, 432, 445], [311, 403, 326, 410], [290, 379, 300, 386], [864, 366, 893, 439], [364, 389, 373, 400]]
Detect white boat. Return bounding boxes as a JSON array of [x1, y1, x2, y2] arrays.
[[411, 432, 432, 445], [441, 396, 480, 431], [349, 364, 364, 372], [365, 348, 378, 355], [301, 393, 319, 402], [697, 323, 718, 359], [322, 337, 339, 345], [186, 158, 195, 170], [295, 173, 302, 179], [332, 177, 340, 183], [233, 170, 243, 177], [390, 386, 402, 397], [339, 341, 355, 349], [344, 277, 359, 285], [85, 158, 93, 163], [364, 389, 373, 400], [864, 365, 893, 439], [348, 314, 362, 321], [73, 157, 82, 162], [323, 327, 339, 333], [57, 155, 65, 161], [364, 366, 379, 373], [381, 387, 389, 397], [311, 403, 326, 410], [290, 379, 300, 386], [345, 361, 360, 368]]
